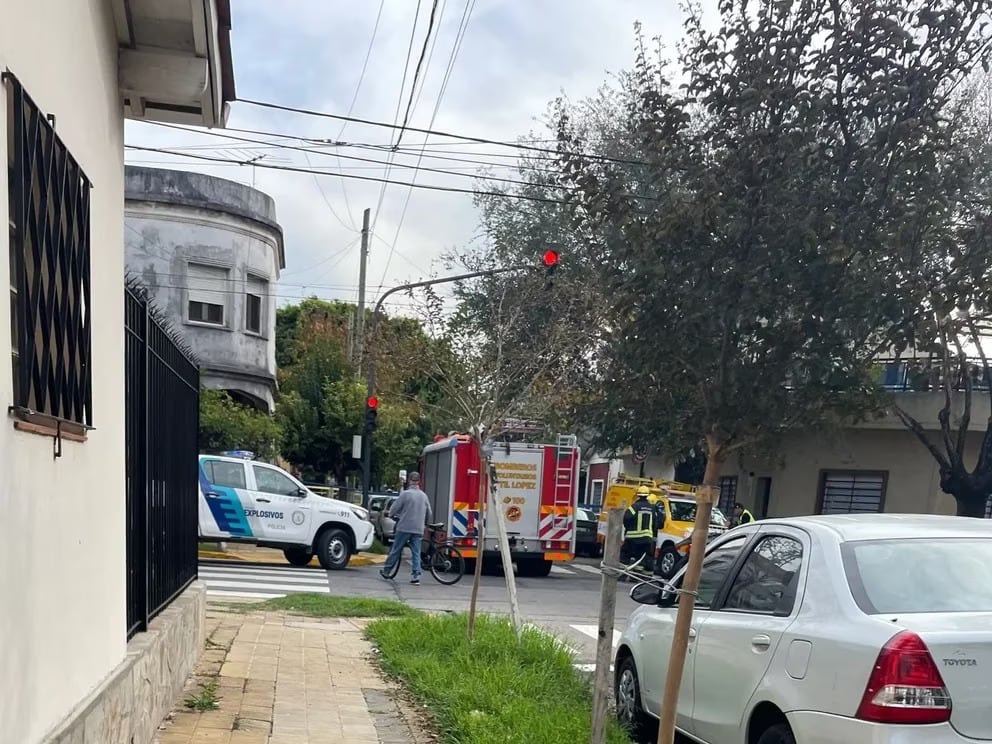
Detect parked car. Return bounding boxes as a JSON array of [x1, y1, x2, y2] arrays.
[[575, 507, 602, 557], [373, 494, 400, 544], [614, 514, 992, 744], [197, 454, 374, 569]]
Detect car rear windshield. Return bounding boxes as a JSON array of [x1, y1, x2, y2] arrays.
[[843, 538, 992, 614], [668, 500, 729, 527]]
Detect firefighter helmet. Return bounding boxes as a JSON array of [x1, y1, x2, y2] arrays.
[[636, 485, 651, 497]]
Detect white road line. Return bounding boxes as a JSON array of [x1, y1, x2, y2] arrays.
[[570, 624, 622, 649], [573, 663, 614, 673], [206, 589, 286, 600], [198, 566, 326, 580], [198, 570, 327, 586], [550, 566, 573, 576], [201, 579, 328, 593], [571, 564, 601, 575]]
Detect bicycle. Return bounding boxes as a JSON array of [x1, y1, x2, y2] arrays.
[[381, 523, 465, 585]]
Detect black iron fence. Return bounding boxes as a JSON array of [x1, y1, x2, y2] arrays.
[[875, 356, 992, 393], [125, 283, 200, 639]]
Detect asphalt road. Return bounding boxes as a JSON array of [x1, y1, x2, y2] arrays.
[[197, 556, 640, 669]]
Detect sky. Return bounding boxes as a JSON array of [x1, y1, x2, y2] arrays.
[[125, 1, 695, 315]]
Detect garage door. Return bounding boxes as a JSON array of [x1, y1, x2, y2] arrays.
[[819, 471, 886, 514]]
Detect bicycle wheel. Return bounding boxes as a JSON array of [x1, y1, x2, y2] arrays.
[[429, 545, 465, 585], [381, 545, 409, 579]]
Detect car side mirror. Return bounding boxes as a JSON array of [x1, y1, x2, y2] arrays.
[[630, 581, 679, 607], [295, 487, 308, 497]]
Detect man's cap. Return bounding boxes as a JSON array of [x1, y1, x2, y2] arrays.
[[409, 472, 421, 483]]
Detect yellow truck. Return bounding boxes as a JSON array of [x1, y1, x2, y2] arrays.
[[597, 474, 730, 576]]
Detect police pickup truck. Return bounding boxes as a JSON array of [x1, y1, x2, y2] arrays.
[[198, 452, 374, 569]]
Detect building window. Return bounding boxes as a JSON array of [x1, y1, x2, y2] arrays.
[[817, 471, 886, 514], [245, 274, 266, 334], [5, 72, 92, 431], [590, 479, 604, 506], [718, 475, 738, 515], [186, 262, 228, 327]]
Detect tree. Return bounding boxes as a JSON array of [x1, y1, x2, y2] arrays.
[[885, 71, 992, 517], [199, 388, 282, 461], [545, 2, 991, 739], [275, 297, 440, 486]]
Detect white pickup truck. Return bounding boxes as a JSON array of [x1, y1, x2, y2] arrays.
[[197, 453, 374, 569]]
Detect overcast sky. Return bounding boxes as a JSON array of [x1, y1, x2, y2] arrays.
[[125, 1, 697, 314]]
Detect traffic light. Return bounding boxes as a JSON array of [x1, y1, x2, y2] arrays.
[[542, 249, 560, 289], [364, 395, 379, 433]]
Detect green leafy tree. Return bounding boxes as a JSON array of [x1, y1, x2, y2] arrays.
[[199, 388, 282, 461]]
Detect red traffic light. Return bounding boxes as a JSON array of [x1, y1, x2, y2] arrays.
[[542, 250, 560, 267], [367, 396, 379, 409]]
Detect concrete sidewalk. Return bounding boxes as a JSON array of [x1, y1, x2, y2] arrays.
[[155, 608, 427, 744]]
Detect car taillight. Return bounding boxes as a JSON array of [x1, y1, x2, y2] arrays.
[[856, 631, 951, 725]]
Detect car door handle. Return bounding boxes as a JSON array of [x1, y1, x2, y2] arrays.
[[751, 634, 772, 650], [256, 498, 271, 503], [688, 628, 697, 640]]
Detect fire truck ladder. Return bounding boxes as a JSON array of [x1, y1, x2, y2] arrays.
[[553, 435, 578, 532]]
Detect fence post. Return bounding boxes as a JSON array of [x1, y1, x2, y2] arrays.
[[591, 508, 624, 744]]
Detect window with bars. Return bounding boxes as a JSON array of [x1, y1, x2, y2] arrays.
[[186, 262, 228, 327], [5, 72, 92, 432], [817, 471, 886, 514], [718, 475, 738, 514]]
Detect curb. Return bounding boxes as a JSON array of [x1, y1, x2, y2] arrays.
[[196, 551, 388, 568]]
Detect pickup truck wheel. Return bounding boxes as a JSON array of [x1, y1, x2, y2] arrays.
[[283, 547, 314, 567], [656, 545, 681, 578], [517, 558, 553, 577], [316, 528, 351, 570]]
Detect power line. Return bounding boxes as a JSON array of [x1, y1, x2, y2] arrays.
[[378, 0, 477, 287], [135, 121, 566, 191], [237, 96, 654, 167], [123, 145, 569, 204], [395, 0, 441, 148]]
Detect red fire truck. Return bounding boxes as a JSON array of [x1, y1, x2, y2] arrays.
[[419, 434, 581, 577]]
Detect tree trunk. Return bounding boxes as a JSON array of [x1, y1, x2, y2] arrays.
[[955, 494, 988, 518], [657, 434, 724, 744], [466, 435, 488, 640]]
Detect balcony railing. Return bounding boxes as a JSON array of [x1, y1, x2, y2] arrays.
[[874, 356, 992, 393]]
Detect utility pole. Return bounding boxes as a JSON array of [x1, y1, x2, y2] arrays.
[[354, 207, 370, 372]]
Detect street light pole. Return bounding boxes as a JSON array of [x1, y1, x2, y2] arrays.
[[360, 263, 533, 507]]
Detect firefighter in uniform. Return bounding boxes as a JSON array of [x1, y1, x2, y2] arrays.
[[623, 485, 658, 573], [733, 502, 755, 527]]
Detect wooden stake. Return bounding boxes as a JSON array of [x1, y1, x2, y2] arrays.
[[590, 508, 624, 744], [656, 454, 721, 744], [466, 438, 488, 640], [489, 463, 522, 631]]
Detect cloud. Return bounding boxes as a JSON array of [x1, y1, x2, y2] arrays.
[[124, 0, 694, 314]]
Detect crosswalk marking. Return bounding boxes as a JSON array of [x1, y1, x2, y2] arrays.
[[198, 564, 330, 599], [570, 624, 622, 649], [550, 565, 573, 576]]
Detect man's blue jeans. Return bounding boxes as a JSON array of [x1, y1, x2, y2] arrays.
[[383, 531, 423, 578]]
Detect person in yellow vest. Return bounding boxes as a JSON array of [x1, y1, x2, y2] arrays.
[[623, 486, 658, 573], [733, 502, 756, 527]]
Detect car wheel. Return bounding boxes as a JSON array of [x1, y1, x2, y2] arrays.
[[315, 528, 351, 570], [615, 655, 652, 739], [656, 545, 681, 578], [283, 547, 313, 567], [757, 723, 796, 744]]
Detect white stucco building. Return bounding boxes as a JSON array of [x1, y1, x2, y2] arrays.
[[125, 166, 285, 411], [0, 1, 234, 742]]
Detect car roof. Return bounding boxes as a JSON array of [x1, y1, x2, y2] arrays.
[[757, 513, 992, 542]]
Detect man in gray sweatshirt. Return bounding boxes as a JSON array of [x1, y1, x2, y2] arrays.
[[380, 472, 433, 584]]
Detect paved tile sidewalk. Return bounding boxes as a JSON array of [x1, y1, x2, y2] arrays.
[[155, 609, 422, 744]]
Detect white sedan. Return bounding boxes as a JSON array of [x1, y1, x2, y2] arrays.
[[614, 514, 992, 743]]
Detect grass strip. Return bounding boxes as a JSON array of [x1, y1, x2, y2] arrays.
[[366, 613, 630, 744], [225, 593, 418, 617]]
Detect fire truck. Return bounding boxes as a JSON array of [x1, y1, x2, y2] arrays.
[[419, 433, 581, 577]]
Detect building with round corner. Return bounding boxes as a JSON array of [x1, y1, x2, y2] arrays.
[[124, 165, 285, 412]]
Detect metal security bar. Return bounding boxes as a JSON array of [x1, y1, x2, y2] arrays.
[[125, 283, 199, 639], [4, 71, 92, 430]]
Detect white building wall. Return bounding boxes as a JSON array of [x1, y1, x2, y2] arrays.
[[0, 1, 126, 741]]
